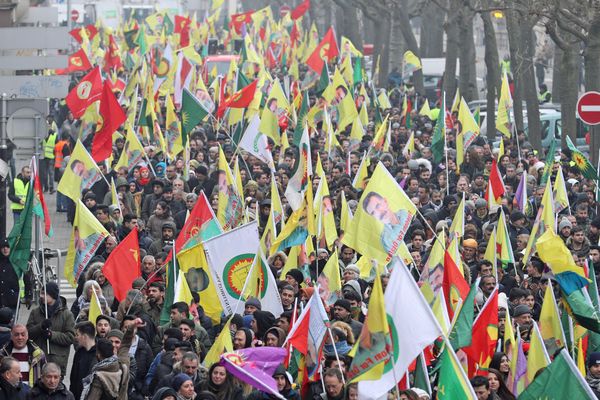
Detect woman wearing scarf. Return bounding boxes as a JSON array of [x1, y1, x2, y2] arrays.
[[71, 280, 110, 322], [198, 363, 244, 400], [263, 327, 286, 347]]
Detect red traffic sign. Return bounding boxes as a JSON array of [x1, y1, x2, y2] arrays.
[[280, 5, 291, 17], [577, 91, 600, 125], [70, 9, 79, 22]]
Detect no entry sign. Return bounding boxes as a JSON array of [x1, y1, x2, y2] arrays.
[[577, 91, 600, 125]]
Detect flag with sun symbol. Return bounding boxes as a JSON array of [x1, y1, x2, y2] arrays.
[[566, 136, 599, 181]]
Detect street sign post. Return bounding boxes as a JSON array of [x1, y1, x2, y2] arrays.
[[577, 91, 600, 125]]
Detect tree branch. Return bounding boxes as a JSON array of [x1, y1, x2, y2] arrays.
[[558, 8, 591, 31], [555, 14, 588, 42]]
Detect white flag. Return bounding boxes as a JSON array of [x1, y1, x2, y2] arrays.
[[239, 114, 275, 170], [358, 258, 443, 399], [203, 221, 261, 315]]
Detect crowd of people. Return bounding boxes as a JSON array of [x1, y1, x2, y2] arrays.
[[0, 3, 599, 400]]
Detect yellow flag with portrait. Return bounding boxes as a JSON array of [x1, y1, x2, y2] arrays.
[[57, 140, 103, 201], [342, 162, 416, 264]]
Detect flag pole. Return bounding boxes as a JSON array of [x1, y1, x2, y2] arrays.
[[443, 92, 450, 196], [326, 327, 346, 385]]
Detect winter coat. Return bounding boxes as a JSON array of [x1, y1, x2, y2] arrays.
[[0, 340, 46, 387], [69, 345, 97, 399], [26, 381, 75, 400], [0, 376, 24, 400], [0, 252, 19, 310], [0, 325, 11, 349], [131, 336, 154, 396], [82, 326, 134, 400], [26, 297, 75, 375]]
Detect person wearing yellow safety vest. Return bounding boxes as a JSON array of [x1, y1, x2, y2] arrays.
[[8, 166, 31, 223], [41, 116, 57, 194]]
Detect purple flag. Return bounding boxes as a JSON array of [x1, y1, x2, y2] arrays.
[[511, 337, 529, 394], [513, 171, 527, 213], [220, 347, 287, 399]]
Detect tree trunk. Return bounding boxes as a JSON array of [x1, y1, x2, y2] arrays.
[[377, 13, 392, 87], [395, 2, 425, 94], [560, 43, 579, 145], [458, 11, 478, 101], [389, 10, 405, 74], [521, 21, 542, 152], [343, 5, 362, 50], [586, 6, 600, 165], [505, 9, 524, 132], [443, 3, 460, 101], [552, 46, 563, 103], [481, 3, 500, 141], [420, 2, 445, 57]]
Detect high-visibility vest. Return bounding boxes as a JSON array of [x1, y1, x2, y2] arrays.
[[54, 140, 69, 169], [11, 179, 29, 211], [43, 133, 57, 159]]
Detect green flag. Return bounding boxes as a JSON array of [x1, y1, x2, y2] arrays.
[[8, 180, 33, 278], [163, 14, 174, 35], [181, 88, 209, 148], [315, 62, 329, 97], [160, 259, 178, 325], [519, 349, 596, 399], [540, 137, 557, 186], [566, 136, 599, 181], [588, 261, 600, 352], [353, 57, 363, 88], [562, 286, 600, 333], [413, 352, 432, 395], [449, 279, 479, 350], [436, 344, 476, 399], [431, 97, 446, 164], [292, 91, 309, 146], [135, 25, 148, 56]]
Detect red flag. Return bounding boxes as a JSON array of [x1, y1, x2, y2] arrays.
[[103, 35, 122, 71], [291, 0, 310, 20], [91, 81, 126, 162], [290, 21, 301, 47], [217, 79, 258, 118], [230, 10, 254, 34], [174, 15, 192, 47], [103, 227, 141, 302], [484, 159, 505, 204], [69, 24, 98, 43], [107, 77, 126, 93], [442, 250, 470, 320], [56, 49, 93, 74], [32, 160, 52, 237], [306, 27, 339, 74], [65, 67, 103, 118], [464, 288, 499, 377], [174, 192, 219, 252]]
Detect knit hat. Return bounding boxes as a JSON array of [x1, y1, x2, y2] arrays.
[[475, 198, 487, 209], [44, 282, 59, 300], [588, 352, 600, 367], [0, 307, 13, 325], [463, 239, 478, 249], [334, 299, 352, 313], [171, 373, 192, 391], [132, 277, 146, 290], [558, 218, 572, 231], [285, 269, 304, 285], [107, 329, 124, 340], [513, 304, 531, 318], [344, 264, 360, 276], [245, 297, 262, 311]]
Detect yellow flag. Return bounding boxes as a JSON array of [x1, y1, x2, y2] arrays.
[[340, 36, 363, 58], [314, 170, 337, 248], [203, 320, 233, 367], [270, 202, 310, 255], [330, 68, 357, 131], [217, 146, 244, 230], [260, 208, 277, 256], [553, 165, 570, 213], [270, 176, 284, 227], [174, 270, 194, 305], [58, 140, 104, 201], [343, 162, 416, 264], [378, 91, 392, 110], [64, 200, 109, 286], [536, 229, 587, 281], [578, 337, 586, 377], [419, 99, 432, 119], [539, 280, 567, 357], [527, 323, 550, 383], [318, 249, 342, 305], [451, 88, 461, 113], [339, 191, 353, 234], [259, 108, 281, 145], [403, 50, 422, 74], [278, 245, 300, 280], [165, 95, 183, 158], [177, 242, 223, 323], [88, 287, 103, 324], [458, 97, 479, 151], [352, 151, 370, 190], [449, 194, 465, 238], [348, 274, 390, 382], [496, 71, 513, 137]]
